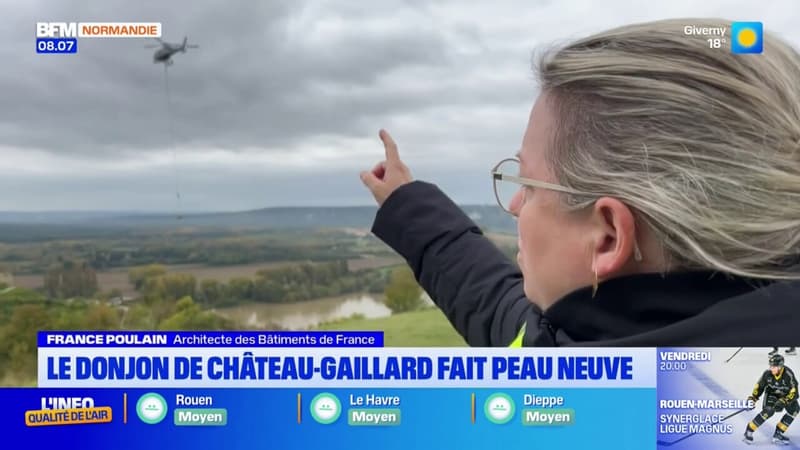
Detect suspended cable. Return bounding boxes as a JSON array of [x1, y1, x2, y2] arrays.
[[163, 63, 183, 220]]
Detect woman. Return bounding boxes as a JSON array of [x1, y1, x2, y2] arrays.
[[359, 18, 800, 346]]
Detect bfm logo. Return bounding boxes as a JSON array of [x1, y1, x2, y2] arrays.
[[36, 22, 78, 38]]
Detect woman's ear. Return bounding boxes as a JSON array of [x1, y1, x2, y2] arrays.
[[589, 197, 638, 278]]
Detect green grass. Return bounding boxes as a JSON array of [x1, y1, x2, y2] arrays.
[[1, 374, 37, 387], [315, 307, 467, 346]]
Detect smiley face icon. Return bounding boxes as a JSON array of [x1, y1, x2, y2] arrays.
[[484, 393, 515, 424], [136, 393, 168, 424], [309, 393, 341, 424]]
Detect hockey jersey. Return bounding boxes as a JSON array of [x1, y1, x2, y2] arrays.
[[752, 367, 798, 402]]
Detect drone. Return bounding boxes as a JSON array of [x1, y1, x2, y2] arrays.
[[145, 37, 198, 66]]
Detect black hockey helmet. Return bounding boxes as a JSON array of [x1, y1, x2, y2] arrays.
[[770, 354, 785, 367]]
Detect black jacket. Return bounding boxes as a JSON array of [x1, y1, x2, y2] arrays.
[[371, 181, 800, 347]]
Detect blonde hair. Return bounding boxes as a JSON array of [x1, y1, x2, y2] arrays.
[[536, 18, 800, 280]]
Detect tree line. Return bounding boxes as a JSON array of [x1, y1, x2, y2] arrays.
[[0, 288, 234, 385], [0, 258, 425, 385], [2, 233, 390, 274], [129, 260, 388, 307], [43, 260, 98, 299]]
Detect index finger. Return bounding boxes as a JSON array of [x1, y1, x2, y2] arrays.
[[379, 129, 400, 163]]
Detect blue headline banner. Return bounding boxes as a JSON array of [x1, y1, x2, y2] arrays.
[[37, 347, 656, 388], [38, 331, 384, 347], [3, 345, 786, 449]]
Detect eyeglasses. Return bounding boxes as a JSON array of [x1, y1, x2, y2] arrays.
[[491, 157, 592, 214], [491, 157, 644, 262]]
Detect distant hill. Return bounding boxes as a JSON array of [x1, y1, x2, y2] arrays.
[[0, 205, 517, 239]]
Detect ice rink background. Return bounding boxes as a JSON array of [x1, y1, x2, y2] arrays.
[[658, 347, 799, 449]]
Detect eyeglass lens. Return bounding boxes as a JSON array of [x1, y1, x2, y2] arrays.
[[493, 159, 522, 213]]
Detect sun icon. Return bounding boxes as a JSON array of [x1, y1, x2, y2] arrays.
[[736, 28, 758, 48], [731, 22, 763, 54]]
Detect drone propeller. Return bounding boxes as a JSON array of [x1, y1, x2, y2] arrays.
[[144, 44, 160, 48], [186, 45, 199, 49]]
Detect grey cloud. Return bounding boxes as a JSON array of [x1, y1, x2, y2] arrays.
[[3, 0, 468, 156], [2, 0, 798, 210]]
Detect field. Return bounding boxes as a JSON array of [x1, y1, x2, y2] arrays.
[[316, 307, 467, 346], [12, 262, 290, 297], [346, 256, 403, 271], [0, 217, 509, 387], [486, 232, 517, 247], [12, 256, 404, 298]]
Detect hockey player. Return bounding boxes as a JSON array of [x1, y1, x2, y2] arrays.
[[744, 354, 798, 445]]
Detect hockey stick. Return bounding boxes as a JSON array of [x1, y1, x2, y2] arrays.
[[725, 347, 744, 363], [656, 407, 750, 447]]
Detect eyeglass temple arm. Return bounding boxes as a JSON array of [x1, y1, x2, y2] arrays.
[[493, 172, 588, 196], [492, 169, 644, 262]]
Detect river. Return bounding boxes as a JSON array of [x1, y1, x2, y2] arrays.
[[215, 294, 395, 330]]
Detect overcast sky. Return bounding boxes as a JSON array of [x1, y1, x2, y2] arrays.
[[1, 0, 798, 211]]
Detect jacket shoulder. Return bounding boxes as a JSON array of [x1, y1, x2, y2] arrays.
[[371, 181, 543, 346]]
